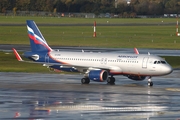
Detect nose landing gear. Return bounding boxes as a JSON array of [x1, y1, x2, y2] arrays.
[[147, 76, 153, 86]]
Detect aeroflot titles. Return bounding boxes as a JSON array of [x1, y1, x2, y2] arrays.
[[117, 55, 138, 58]]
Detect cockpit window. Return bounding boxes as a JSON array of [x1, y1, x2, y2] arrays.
[[161, 61, 166, 64], [154, 60, 166, 64]]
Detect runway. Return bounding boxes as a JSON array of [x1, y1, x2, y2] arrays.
[[0, 71, 180, 120]]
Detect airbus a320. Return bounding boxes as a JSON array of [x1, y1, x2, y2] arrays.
[[13, 20, 173, 86]]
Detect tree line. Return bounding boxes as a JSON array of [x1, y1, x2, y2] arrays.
[[0, 0, 180, 16]]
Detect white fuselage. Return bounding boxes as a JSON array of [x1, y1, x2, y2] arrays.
[[47, 51, 172, 76]]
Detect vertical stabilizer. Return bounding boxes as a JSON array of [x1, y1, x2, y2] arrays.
[[26, 20, 52, 52]]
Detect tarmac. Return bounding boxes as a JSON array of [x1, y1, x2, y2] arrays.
[[0, 71, 180, 120]]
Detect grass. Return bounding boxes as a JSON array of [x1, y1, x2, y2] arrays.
[[0, 16, 179, 49], [0, 25, 180, 49], [0, 52, 49, 73], [162, 56, 180, 68]]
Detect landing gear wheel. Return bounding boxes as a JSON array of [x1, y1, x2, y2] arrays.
[[107, 77, 115, 84], [148, 81, 153, 86], [147, 76, 153, 86], [81, 78, 90, 84], [86, 78, 90, 84]]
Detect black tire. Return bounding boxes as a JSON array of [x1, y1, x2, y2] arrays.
[[148, 82, 153, 86], [81, 78, 90, 84], [111, 77, 115, 83], [107, 77, 111, 83], [81, 78, 86, 84], [107, 77, 115, 84], [150, 82, 153, 86], [85, 78, 90, 84]]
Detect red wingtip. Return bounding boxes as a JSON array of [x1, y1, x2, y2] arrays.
[[12, 48, 23, 61], [134, 48, 139, 54]]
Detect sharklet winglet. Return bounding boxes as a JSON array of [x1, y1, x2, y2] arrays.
[[134, 48, 139, 54], [12, 48, 23, 61]]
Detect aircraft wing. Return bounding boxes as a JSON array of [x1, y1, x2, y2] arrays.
[[44, 62, 117, 71]]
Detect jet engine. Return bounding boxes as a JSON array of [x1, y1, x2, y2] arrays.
[[127, 75, 146, 81], [88, 70, 108, 82]]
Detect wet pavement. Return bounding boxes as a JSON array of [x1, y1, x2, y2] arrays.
[[0, 71, 180, 120]]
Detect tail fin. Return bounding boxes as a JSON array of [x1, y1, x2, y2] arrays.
[[26, 20, 52, 52]]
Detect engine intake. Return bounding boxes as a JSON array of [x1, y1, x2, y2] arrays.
[[88, 70, 108, 82]]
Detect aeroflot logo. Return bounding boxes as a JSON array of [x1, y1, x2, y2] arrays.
[[27, 26, 48, 46], [118, 55, 138, 58]]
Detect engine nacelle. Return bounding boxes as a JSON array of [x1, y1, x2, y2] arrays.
[[127, 75, 146, 81], [88, 70, 108, 82]]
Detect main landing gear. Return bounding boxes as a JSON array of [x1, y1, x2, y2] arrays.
[[81, 76, 153, 86], [107, 76, 115, 84], [81, 76, 116, 84], [147, 76, 153, 86], [81, 78, 90, 84]]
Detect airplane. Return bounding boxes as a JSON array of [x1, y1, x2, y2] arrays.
[[12, 20, 173, 86]]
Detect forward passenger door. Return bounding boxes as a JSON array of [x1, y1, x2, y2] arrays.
[[142, 57, 149, 68]]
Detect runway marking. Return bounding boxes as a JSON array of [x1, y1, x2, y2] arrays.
[[166, 88, 180, 92], [35, 105, 167, 112], [0, 110, 8, 112]]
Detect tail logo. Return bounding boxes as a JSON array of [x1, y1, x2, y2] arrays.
[[27, 26, 52, 52]]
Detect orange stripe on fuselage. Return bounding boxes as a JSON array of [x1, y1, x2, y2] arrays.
[[48, 53, 70, 65]]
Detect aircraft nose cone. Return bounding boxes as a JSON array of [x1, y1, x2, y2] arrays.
[[164, 66, 173, 75]]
